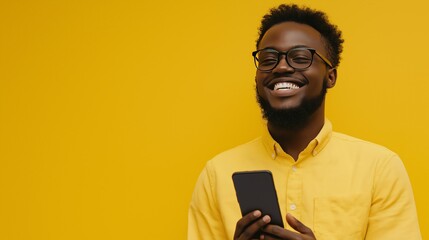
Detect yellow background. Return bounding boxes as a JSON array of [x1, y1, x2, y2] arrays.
[[0, 0, 427, 239]]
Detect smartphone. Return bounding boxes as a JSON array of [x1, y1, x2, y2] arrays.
[[232, 170, 284, 238]]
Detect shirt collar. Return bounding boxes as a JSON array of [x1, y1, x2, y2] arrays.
[[262, 119, 333, 160]]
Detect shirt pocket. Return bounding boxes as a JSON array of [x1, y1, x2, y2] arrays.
[[313, 194, 369, 240]]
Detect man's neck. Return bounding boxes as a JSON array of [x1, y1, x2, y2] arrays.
[[267, 107, 325, 161]]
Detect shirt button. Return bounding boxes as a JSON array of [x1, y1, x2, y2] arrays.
[[271, 153, 275, 159], [290, 204, 297, 210], [292, 166, 297, 172]]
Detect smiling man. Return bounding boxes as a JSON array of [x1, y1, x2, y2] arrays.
[[188, 4, 421, 240]]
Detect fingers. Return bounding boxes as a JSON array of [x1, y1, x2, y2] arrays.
[[261, 214, 316, 240], [285, 213, 314, 236], [259, 234, 282, 240], [262, 224, 296, 239], [234, 210, 261, 239], [234, 210, 271, 240]]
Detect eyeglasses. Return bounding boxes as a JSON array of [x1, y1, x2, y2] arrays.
[[252, 47, 333, 72]]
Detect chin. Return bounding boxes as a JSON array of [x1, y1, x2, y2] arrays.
[[256, 90, 326, 130]]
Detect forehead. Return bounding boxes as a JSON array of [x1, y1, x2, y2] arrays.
[[259, 21, 325, 53]]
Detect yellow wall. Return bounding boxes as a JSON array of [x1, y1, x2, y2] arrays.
[[0, 0, 427, 239]]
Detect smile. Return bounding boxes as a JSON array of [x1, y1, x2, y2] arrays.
[[273, 82, 300, 91]]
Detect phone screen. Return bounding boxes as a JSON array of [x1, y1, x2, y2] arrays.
[[232, 170, 284, 238]]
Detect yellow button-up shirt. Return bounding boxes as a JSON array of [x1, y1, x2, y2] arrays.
[[188, 120, 421, 239]]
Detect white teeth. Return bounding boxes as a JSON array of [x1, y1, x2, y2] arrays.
[[274, 82, 300, 91]]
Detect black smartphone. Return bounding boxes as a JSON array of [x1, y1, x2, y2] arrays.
[[232, 170, 284, 238]]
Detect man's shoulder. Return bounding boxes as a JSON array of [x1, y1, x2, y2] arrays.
[[212, 137, 265, 159], [331, 131, 390, 148], [330, 131, 397, 157], [206, 137, 267, 167]]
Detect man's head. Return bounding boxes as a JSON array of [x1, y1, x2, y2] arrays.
[[254, 5, 344, 130], [256, 4, 343, 68]]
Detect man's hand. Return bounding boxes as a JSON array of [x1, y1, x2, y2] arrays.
[[260, 213, 316, 240], [233, 210, 271, 240]]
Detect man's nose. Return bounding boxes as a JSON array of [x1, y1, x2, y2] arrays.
[[273, 55, 294, 73]]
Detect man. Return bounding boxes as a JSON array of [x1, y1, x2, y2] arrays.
[[188, 4, 421, 240]]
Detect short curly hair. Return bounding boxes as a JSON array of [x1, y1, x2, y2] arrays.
[[256, 4, 344, 68]]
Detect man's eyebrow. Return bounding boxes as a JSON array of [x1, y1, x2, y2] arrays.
[[260, 44, 311, 51], [290, 44, 310, 49]]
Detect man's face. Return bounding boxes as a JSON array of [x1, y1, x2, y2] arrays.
[[255, 21, 336, 128]]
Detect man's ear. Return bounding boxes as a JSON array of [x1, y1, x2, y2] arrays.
[[326, 68, 337, 88]]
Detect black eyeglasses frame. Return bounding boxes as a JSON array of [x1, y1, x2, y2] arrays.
[[252, 47, 334, 72]]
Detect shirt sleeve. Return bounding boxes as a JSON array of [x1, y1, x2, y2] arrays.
[[188, 162, 228, 240], [366, 154, 421, 239]]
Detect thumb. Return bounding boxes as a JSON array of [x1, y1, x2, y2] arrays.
[[286, 213, 313, 235]]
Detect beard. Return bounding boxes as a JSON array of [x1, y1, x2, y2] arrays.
[[256, 80, 328, 130]]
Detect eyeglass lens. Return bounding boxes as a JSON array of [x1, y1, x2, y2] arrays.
[[256, 49, 313, 71]]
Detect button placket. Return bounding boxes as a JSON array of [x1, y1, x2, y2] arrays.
[[286, 164, 302, 221]]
